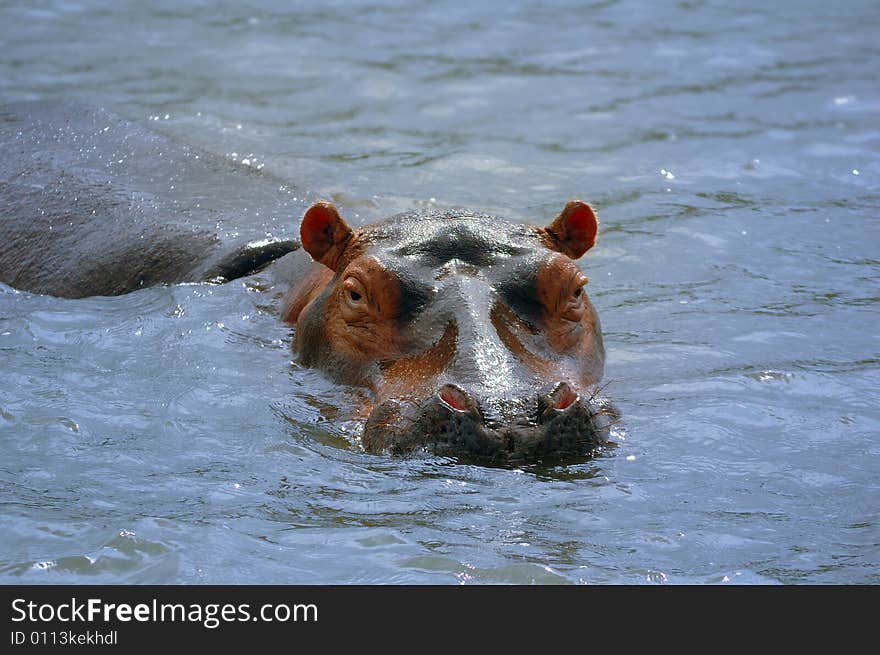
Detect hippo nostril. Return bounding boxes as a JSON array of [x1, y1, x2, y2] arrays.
[[438, 384, 471, 412], [549, 382, 579, 411]]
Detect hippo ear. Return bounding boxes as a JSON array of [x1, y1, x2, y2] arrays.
[[300, 201, 354, 271], [543, 200, 598, 260]]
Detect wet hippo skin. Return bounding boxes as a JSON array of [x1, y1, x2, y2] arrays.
[[0, 101, 300, 298], [281, 201, 618, 464]]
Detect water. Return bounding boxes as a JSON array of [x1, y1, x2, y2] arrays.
[[1, 0, 878, 584]]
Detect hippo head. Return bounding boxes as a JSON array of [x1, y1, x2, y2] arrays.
[[282, 200, 616, 464]]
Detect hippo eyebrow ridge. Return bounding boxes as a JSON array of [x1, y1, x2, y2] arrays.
[[393, 269, 435, 323], [494, 262, 542, 325]]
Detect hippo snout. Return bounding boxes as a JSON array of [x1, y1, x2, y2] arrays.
[[362, 382, 616, 465]]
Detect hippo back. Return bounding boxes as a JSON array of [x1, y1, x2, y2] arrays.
[[0, 101, 302, 297]]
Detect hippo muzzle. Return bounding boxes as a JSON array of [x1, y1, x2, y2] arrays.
[[363, 382, 616, 464]]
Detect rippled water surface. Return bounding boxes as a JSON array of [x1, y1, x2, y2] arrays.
[[1, 0, 878, 584]]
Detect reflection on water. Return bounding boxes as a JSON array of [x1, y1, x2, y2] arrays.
[[1, 0, 878, 584]]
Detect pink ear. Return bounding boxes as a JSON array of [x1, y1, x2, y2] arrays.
[[300, 201, 353, 270], [544, 200, 598, 259]]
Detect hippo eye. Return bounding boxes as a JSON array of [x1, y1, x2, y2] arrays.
[[561, 275, 588, 321], [565, 286, 584, 314], [570, 276, 587, 303], [342, 277, 368, 309]]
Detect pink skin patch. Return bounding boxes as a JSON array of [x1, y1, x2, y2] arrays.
[[552, 384, 579, 410], [439, 385, 469, 412]]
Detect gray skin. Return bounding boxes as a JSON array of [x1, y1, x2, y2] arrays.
[[0, 101, 302, 298], [293, 209, 617, 465]]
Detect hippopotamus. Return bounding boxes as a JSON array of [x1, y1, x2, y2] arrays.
[[1, 101, 615, 464], [0, 101, 300, 297], [280, 200, 616, 464]]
